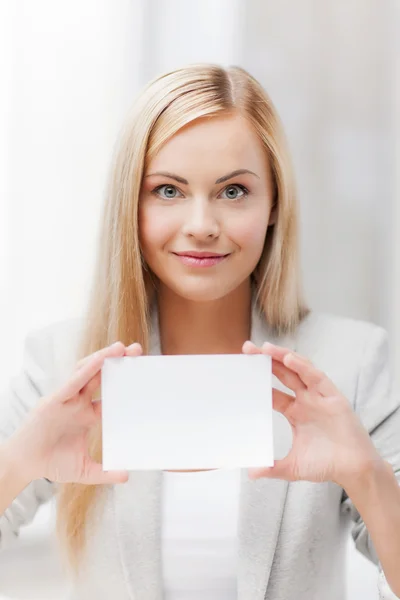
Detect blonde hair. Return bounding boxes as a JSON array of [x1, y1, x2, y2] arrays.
[[56, 63, 308, 570]]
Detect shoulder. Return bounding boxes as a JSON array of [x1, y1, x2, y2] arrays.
[[24, 317, 85, 383], [26, 317, 84, 353], [293, 312, 389, 407], [295, 311, 386, 358]]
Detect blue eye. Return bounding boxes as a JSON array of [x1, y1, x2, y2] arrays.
[[153, 184, 182, 199], [220, 184, 249, 200]]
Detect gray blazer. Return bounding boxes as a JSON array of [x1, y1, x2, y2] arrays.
[[0, 304, 399, 600]]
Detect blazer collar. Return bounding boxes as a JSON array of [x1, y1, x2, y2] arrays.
[[114, 299, 297, 600]]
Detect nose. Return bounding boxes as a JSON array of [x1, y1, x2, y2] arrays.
[[181, 197, 220, 240]]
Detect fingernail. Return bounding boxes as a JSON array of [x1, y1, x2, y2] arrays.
[[242, 340, 255, 349], [127, 342, 139, 350]]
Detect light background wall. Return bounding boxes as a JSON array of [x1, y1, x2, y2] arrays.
[[0, 1, 398, 598]]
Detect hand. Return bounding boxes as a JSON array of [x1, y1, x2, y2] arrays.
[[242, 341, 382, 489], [7, 341, 143, 486]]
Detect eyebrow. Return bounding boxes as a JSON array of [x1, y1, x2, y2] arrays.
[[144, 169, 260, 185]]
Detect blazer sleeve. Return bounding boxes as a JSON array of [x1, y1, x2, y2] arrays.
[[341, 326, 400, 599], [0, 327, 57, 550]]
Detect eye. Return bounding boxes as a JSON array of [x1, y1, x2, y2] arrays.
[[152, 184, 183, 200], [220, 184, 249, 201]]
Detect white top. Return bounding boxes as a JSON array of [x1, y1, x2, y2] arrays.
[[161, 468, 241, 599]]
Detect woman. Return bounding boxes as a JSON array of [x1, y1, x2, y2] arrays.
[[0, 64, 399, 600]]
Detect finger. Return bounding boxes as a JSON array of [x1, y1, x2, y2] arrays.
[[76, 341, 126, 371], [261, 341, 292, 362], [56, 345, 120, 403], [248, 466, 274, 480], [63, 342, 125, 400], [272, 360, 306, 392], [272, 388, 295, 416], [242, 342, 303, 392], [261, 343, 312, 370], [79, 343, 129, 403], [51, 353, 103, 403], [283, 353, 337, 396], [81, 371, 102, 399], [124, 343, 143, 357], [248, 456, 293, 481], [83, 461, 129, 485], [262, 343, 333, 394], [92, 400, 102, 419], [242, 341, 261, 354]]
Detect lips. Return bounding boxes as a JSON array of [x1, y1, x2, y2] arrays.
[[173, 252, 229, 258], [172, 252, 230, 268]]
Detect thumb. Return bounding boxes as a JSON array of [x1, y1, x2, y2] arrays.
[[248, 457, 291, 481], [83, 461, 129, 485]]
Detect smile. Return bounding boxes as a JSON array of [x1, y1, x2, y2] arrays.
[[171, 253, 230, 268]]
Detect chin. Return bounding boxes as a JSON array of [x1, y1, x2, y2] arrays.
[[168, 279, 242, 303]]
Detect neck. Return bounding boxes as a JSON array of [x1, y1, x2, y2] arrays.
[[157, 280, 253, 355]]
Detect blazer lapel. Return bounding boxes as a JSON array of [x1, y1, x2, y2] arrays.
[[113, 470, 163, 600], [237, 301, 296, 600], [237, 472, 289, 600]]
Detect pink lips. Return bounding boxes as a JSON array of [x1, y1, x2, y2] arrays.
[[172, 252, 230, 268]]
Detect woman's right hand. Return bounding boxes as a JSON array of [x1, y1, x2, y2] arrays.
[[6, 341, 143, 486]]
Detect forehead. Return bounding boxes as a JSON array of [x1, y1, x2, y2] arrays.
[[147, 113, 268, 175]]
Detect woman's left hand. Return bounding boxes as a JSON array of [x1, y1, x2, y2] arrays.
[[242, 341, 383, 489]]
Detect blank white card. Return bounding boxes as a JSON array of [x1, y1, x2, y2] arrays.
[[101, 353, 273, 471]]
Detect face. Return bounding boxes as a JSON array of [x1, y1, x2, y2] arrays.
[[139, 113, 275, 303]]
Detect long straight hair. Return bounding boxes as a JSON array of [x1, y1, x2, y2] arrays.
[[56, 64, 308, 570]]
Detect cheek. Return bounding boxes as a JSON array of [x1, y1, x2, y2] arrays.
[[139, 205, 177, 255], [229, 213, 269, 253]]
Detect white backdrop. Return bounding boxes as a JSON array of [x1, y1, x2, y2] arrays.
[[0, 1, 398, 599]]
